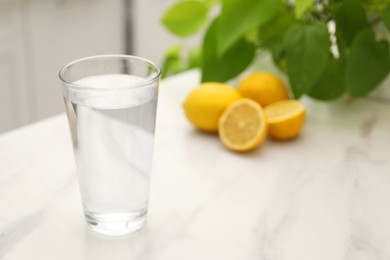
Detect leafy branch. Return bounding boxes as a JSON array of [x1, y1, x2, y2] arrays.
[[161, 0, 390, 100]]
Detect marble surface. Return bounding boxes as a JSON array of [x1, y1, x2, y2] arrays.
[[1, 70, 390, 260]]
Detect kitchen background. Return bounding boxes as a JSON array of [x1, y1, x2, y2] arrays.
[[0, 0, 192, 133]]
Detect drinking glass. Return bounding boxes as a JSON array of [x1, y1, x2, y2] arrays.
[[59, 55, 160, 236]]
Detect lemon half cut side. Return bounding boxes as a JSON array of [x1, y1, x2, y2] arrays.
[[265, 100, 306, 140], [218, 98, 268, 152]]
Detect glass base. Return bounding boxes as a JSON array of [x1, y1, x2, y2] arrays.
[[84, 209, 147, 237]]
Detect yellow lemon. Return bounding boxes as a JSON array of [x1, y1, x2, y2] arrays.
[[264, 100, 306, 140], [183, 82, 241, 132], [218, 98, 268, 152], [238, 72, 289, 106]]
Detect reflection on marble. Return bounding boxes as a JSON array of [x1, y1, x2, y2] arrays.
[[1, 71, 390, 260]]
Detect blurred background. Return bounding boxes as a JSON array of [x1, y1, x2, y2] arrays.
[[0, 0, 186, 133]]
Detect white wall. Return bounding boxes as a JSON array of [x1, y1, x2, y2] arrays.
[[132, 0, 202, 65], [132, 0, 178, 65], [0, 0, 196, 133], [0, 0, 124, 133]]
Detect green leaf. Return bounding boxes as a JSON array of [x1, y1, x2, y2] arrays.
[[308, 57, 346, 100], [258, 6, 296, 72], [383, 4, 390, 31], [346, 29, 390, 97], [258, 6, 296, 48], [161, 1, 208, 38], [202, 0, 220, 5], [285, 22, 330, 98], [217, 0, 281, 56], [360, 0, 390, 12], [161, 45, 183, 78], [188, 46, 202, 68], [202, 19, 256, 82], [335, 0, 369, 47], [295, 0, 316, 18]]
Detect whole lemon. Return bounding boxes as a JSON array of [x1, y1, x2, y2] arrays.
[[183, 82, 241, 132], [238, 72, 289, 107]]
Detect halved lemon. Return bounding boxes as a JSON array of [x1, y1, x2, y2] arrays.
[[265, 100, 306, 140], [218, 98, 268, 152]]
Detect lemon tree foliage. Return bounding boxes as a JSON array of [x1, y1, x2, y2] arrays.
[[308, 57, 346, 100], [295, 0, 316, 18], [285, 22, 330, 98], [161, 0, 390, 100], [346, 29, 390, 97], [202, 19, 256, 82], [217, 0, 281, 55], [161, 0, 209, 37], [383, 4, 390, 30], [335, 0, 369, 48]]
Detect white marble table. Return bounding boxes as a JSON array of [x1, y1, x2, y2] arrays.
[[1, 70, 390, 260]]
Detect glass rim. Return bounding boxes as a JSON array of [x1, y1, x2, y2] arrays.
[[58, 54, 161, 91]]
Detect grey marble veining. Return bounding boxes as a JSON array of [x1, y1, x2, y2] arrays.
[[0, 71, 390, 259]]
